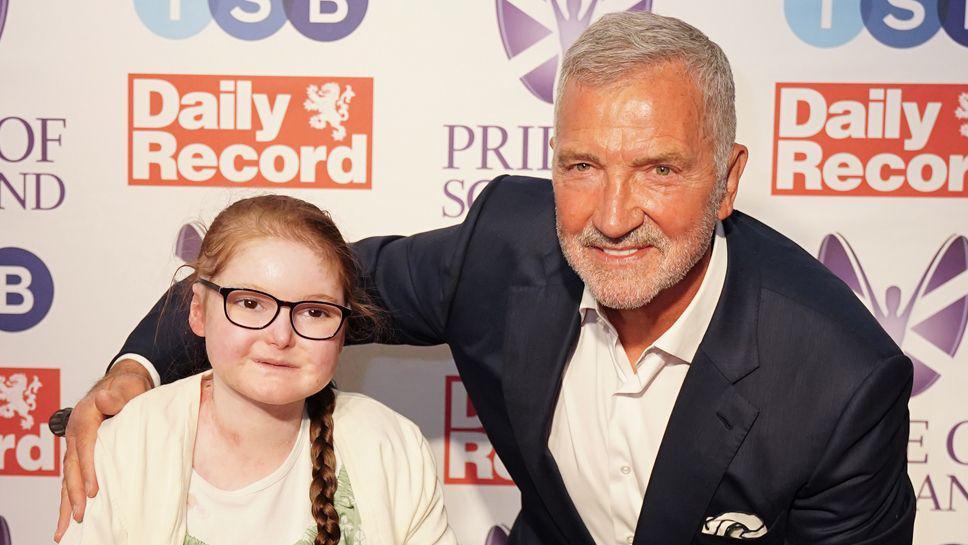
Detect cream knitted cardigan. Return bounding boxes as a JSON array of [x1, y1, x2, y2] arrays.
[[61, 372, 457, 545]]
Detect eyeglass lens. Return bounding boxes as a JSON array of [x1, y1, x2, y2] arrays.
[[224, 289, 344, 339]]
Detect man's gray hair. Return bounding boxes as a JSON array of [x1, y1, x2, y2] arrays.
[[556, 11, 736, 179]]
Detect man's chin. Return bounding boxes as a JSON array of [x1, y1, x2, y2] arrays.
[[583, 272, 661, 311]]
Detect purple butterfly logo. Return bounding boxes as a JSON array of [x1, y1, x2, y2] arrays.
[[174, 222, 205, 263], [818, 234, 968, 396], [0, 515, 11, 545], [495, 0, 653, 103], [485, 524, 509, 545], [0, 0, 9, 43]]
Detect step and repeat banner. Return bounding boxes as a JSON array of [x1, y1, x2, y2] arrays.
[[2, 1, 967, 544]]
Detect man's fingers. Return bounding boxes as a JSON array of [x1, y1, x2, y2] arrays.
[[65, 395, 104, 499], [62, 438, 87, 522], [54, 480, 72, 542], [73, 419, 99, 498], [92, 372, 150, 416], [57, 361, 152, 530]]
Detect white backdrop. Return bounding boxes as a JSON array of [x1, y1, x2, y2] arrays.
[[1, 1, 967, 544]]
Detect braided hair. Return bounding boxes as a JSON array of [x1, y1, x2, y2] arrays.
[[186, 195, 383, 543]]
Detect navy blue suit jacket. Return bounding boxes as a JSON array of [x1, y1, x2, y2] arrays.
[[120, 176, 915, 545]]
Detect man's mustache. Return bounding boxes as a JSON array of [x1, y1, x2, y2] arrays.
[[576, 223, 669, 251]]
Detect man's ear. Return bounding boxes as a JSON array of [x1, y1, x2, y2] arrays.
[[717, 143, 748, 220], [188, 283, 206, 337]]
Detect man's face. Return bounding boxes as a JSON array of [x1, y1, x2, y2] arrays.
[[552, 61, 741, 310]]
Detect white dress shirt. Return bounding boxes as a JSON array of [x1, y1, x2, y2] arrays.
[[548, 223, 728, 545]]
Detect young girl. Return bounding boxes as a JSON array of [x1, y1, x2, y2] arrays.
[[61, 195, 456, 545]]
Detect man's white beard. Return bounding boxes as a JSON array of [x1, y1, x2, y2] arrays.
[[556, 209, 717, 310]]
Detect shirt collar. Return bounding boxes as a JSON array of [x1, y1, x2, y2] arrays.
[[578, 221, 729, 365]]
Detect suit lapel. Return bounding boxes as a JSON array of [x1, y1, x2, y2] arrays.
[[502, 269, 596, 545], [632, 354, 758, 544], [634, 214, 764, 545]]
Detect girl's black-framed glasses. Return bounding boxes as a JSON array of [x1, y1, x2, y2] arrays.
[[197, 278, 351, 341]]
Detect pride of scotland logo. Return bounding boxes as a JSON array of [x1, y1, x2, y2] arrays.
[[818, 234, 968, 396], [0, 515, 9, 545], [0, 0, 9, 42], [495, 0, 652, 103]]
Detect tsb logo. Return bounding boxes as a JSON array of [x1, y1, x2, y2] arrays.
[[444, 377, 513, 486], [772, 83, 968, 197], [0, 248, 54, 333], [785, 0, 968, 48], [133, 0, 367, 41], [128, 74, 373, 189], [0, 368, 60, 476]]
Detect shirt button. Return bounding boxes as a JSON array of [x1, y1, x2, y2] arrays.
[[621, 465, 632, 475], [626, 536, 634, 544]]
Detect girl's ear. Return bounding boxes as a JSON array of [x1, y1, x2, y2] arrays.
[[189, 282, 206, 337]]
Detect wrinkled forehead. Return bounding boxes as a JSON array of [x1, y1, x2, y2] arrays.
[[554, 69, 710, 156]]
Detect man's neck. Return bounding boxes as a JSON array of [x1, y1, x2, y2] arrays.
[[603, 246, 713, 368]]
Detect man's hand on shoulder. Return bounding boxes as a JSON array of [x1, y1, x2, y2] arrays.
[[53, 359, 153, 542]]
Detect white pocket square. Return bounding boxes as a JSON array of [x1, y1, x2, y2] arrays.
[[701, 512, 767, 539]]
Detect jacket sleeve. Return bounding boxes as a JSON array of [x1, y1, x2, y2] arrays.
[[348, 175, 505, 347], [788, 353, 916, 545], [112, 280, 207, 384], [59, 436, 128, 544]]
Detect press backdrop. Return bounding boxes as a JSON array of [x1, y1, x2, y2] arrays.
[[2, 1, 967, 544]]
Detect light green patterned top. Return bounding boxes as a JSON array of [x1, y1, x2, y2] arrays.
[[184, 466, 364, 545]]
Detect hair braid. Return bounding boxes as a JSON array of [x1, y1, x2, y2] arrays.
[[308, 385, 340, 545]]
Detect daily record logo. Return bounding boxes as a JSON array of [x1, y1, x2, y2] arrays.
[[0, 247, 53, 333], [819, 235, 968, 396], [444, 376, 513, 486], [772, 83, 968, 197], [785, 0, 968, 48], [496, 0, 652, 103], [128, 74, 372, 189], [0, 368, 60, 476], [134, 0, 367, 41]]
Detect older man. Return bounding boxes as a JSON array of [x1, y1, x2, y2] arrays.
[[58, 11, 915, 545]]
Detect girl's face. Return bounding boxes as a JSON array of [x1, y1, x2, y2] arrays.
[[189, 237, 346, 407]]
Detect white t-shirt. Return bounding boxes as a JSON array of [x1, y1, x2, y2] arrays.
[[183, 416, 365, 545]]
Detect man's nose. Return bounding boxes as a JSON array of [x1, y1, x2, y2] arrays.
[[592, 174, 643, 240]]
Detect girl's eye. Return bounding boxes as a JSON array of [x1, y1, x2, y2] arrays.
[[655, 165, 672, 176], [300, 305, 337, 320]]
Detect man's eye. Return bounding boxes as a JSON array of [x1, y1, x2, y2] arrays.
[[574, 163, 591, 172], [655, 165, 672, 176], [240, 299, 262, 310]]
